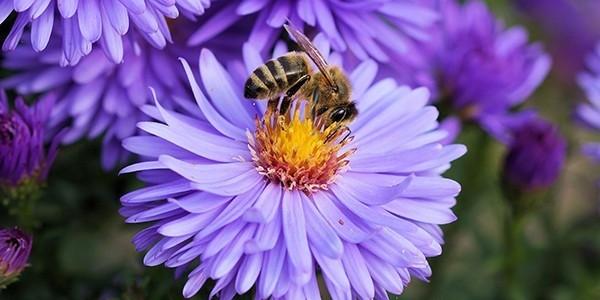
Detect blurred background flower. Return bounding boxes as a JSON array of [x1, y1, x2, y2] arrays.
[[189, 0, 438, 64], [0, 0, 210, 65], [0, 90, 59, 187], [1, 13, 257, 169], [502, 116, 566, 193], [394, 0, 551, 142], [0, 227, 32, 288], [576, 43, 600, 163], [515, 0, 600, 83]]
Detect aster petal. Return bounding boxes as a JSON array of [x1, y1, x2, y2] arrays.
[[361, 250, 405, 295], [183, 266, 209, 299], [244, 209, 282, 253], [335, 173, 412, 205], [235, 252, 263, 294], [194, 184, 264, 239], [168, 192, 231, 214], [14, 0, 35, 11], [190, 168, 263, 197], [199, 49, 254, 129], [341, 243, 375, 299], [138, 122, 248, 162], [257, 237, 286, 298], [400, 177, 461, 198], [312, 192, 373, 243], [272, 262, 290, 298], [100, 7, 124, 63], [203, 219, 246, 258], [126, 202, 181, 223], [180, 58, 246, 140], [244, 182, 282, 223], [237, 0, 269, 15], [102, 0, 129, 34], [121, 179, 193, 204], [302, 198, 343, 259], [350, 60, 378, 99], [78, 0, 103, 42], [282, 190, 312, 275], [3, 13, 28, 51], [311, 246, 350, 290], [152, 93, 249, 155], [158, 208, 223, 237], [30, 3, 54, 52], [383, 198, 457, 225], [352, 144, 466, 174], [118, 0, 145, 14], [188, 4, 239, 46], [0, 2, 13, 24], [123, 136, 195, 158], [210, 224, 256, 279]]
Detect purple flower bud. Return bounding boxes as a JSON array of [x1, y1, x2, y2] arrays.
[[0, 91, 60, 188], [0, 227, 32, 286], [503, 118, 566, 191]]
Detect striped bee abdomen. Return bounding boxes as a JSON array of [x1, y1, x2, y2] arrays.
[[244, 52, 309, 100]]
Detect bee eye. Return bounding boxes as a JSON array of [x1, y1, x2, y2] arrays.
[[330, 108, 348, 123]]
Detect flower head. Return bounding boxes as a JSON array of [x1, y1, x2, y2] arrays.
[[120, 38, 465, 298], [0, 90, 59, 188], [0, 22, 208, 169], [0, 0, 210, 65], [576, 43, 600, 163], [397, 0, 551, 140], [515, 0, 600, 81], [189, 0, 437, 62], [502, 116, 566, 191], [0, 227, 32, 287]]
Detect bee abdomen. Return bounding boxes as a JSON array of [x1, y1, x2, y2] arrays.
[[244, 52, 309, 99]]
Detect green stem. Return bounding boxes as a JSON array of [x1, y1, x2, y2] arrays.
[[501, 206, 524, 300]]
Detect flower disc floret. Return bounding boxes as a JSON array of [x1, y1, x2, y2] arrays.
[[250, 107, 354, 192]]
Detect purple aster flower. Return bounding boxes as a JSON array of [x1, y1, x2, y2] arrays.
[[189, 0, 438, 63], [119, 36, 466, 298], [395, 0, 551, 141], [0, 20, 216, 169], [515, 0, 600, 82], [0, 0, 210, 65], [0, 227, 32, 288], [576, 43, 600, 163], [502, 116, 566, 192], [0, 90, 60, 188]]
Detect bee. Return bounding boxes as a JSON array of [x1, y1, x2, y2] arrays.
[[244, 23, 357, 129]]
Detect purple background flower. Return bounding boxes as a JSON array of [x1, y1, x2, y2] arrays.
[[189, 0, 437, 64], [392, 0, 551, 141], [502, 116, 566, 191], [0, 227, 32, 277], [515, 0, 600, 82], [0, 90, 60, 186], [576, 43, 600, 162], [0, 0, 211, 65]]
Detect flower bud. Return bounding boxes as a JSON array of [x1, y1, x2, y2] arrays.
[[0, 227, 32, 288], [502, 117, 566, 192]]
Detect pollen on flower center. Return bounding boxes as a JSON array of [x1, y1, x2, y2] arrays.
[[248, 104, 355, 192]]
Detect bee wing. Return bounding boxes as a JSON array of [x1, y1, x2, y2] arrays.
[[284, 23, 335, 87]]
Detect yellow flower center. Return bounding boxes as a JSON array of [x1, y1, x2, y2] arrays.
[[248, 104, 355, 193]]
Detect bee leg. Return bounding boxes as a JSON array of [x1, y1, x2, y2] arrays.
[[280, 74, 311, 114], [267, 97, 279, 114], [341, 126, 352, 142], [311, 89, 320, 121]]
